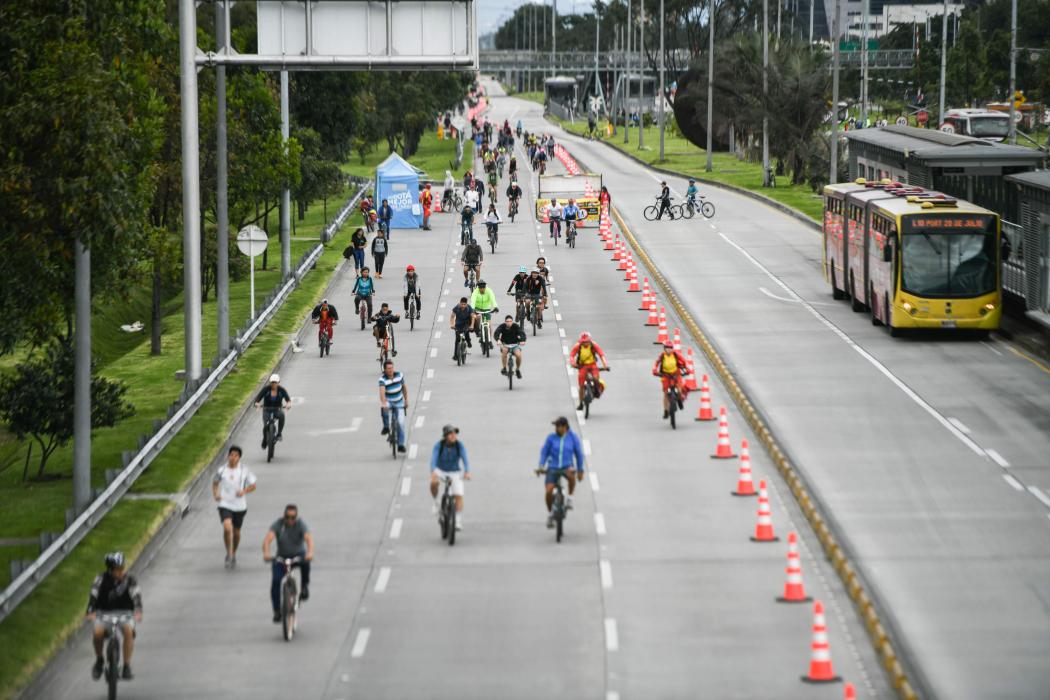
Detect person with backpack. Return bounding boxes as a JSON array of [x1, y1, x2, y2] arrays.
[[342, 227, 368, 276], [371, 230, 389, 277], [429, 425, 471, 531]]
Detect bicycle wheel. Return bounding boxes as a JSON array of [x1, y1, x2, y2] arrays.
[[669, 393, 677, 430], [282, 578, 296, 641], [447, 503, 456, 546], [507, 356, 514, 390], [439, 494, 450, 538], [682, 202, 696, 220], [319, 335, 325, 358], [106, 636, 120, 700], [643, 205, 659, 221], [490, 235, 496, 254], [670, 204, 684, 219], [266, 422, 275, 463], [701, 201, 716, 219], [554, 493, 565, 543], [359, 307, 366, 330], [390, 424, 398, 458], [584, 384, 592, 419], [531, 308, 538, 337], [409, 301, 415, 331]]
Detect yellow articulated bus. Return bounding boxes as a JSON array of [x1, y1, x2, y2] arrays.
[[823, 179, 1002, 334]]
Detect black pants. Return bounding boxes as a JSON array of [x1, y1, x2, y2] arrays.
[[355, 295, 373, 318], [263, 408, 285, 439], [657, 199, 672, 220], [372, 253, 386, 275], [403, 293, 421, 313]]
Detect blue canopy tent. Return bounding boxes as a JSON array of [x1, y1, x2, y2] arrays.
[[375, 153, 423, 229]]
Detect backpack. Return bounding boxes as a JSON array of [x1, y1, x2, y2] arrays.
[[342, 245, 353, 260]]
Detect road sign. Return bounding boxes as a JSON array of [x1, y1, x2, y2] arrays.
[[916, 110, 929, 125], [895, 116, 908, 126], [939, 123, 956, 134], [237, 225, 269, 319]]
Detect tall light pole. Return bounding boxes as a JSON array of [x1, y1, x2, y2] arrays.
[[808, 0, 813, 43], [1008, 0, 1017, 144], [215, 1, 230, 357], [638, 0, 645, 149], [551, 0, 557, 79], [938, 0, 948, 126], [178, 0, 202, 381], [705, 0, 715, 171], [830, 0, 841, 185], [595, 1, 602, 110], [762, 0, 770, 186], [624, 0, 632, 143], [659, 0, 666, 160], [860, 0, 869, 128]]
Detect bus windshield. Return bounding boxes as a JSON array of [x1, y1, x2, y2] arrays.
[[968, 116, 1009, 138], [900, 214, 997, 298]]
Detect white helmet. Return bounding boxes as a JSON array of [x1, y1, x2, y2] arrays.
[[269, 373, 280, 383]]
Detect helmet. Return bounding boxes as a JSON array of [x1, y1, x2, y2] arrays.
[[519, 265, 527, 273], [688, 179, 695, 184], [269, 373, 280, 383], [511, 181, 518, 187], [478, 280, 487, 286], [321, 298, 328, 305], [663, 341, 674, 349], [579, 332, 592, 343], [406, 265, 415, 271], [105, 552, 126, 570]]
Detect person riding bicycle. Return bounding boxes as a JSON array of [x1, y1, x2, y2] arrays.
[[652, 341, 691, 419], [311, 298, 339, 345], [507, 265, 529, 296], [402, 265, 422, 319], [508, 156, 518, 180], [685, 179, 699, 208], [484, 203, 502, 241], [523, 268, 548, 328], [352, 267, 375, 319], [442, 170, 457, 211], [430, 424, 472, 530], [87, 552, 143, 681], [487, 166, 498, 192], [535, 147, 548, 173], [536, 256, 551, 283], [469, 280, 498, 349], [494, 314, 526, 379], [263, 504, 314, 623], [656, 181, 673, 220], [538, 416, 585, 525], [450, 296, 476, 359], [505, 181, 522, 216], [563, 199, 581, 237], [516, 119, 523, 137], [348, 227, 368, 275], [569, 332, 610, 409], [547, 199, 564, 239], [461, 237, 483, 287], [254, 374, 291, 446], [369, 302, 400, 351], [378, 359, 408, 452]]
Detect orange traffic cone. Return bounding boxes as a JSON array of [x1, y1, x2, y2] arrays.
[[623, 256, 633, 278], [777, 532, 812, 602], [711, 407, 736, 458], [731, 440, 757, 496], [654, 308, 669, 344], [603, 231, 614, 250], [618, 250, 629, 272], [801, 600, 841, 683], [750, 479, 779, 542], [433, 201, 442, 213], [645, 300, 660, 326], [639, 279, 652, 309], [685, 349, 699, 390], [694, 375, 715, 421], [626, 269, 641, 292], [672, 327, 682, 352], [844, 683, 856, 700]]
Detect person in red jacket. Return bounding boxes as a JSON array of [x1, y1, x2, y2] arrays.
[[569, 332, 610, 410], [652, 341, 690, 419]]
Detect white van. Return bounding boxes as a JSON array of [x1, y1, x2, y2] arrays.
[[939, 109, 1010, 142]]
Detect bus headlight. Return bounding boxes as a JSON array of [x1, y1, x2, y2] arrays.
[[902, 301, 917, 315], [980, 303, 995, 316]]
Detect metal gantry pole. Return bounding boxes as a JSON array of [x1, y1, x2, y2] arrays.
[[659, 0, 666, 160], [551, 0, 557, 79], [179, 0, 202, 381], [215, 0, 230, 356], [762, 0, 770, 186], [624, 0, 632, 143], [938, 0, 948, 126], [860, 0, 869, 128], [638, 0, 645, 149], [73, 240, 91, 513], [808, 0, 813, 43], [830, 0, 841, 185], [279, 71, 291, 280], [1008, 0, 1017, 144], [705, 0, 715, 171], [595, 2, 601, 109]]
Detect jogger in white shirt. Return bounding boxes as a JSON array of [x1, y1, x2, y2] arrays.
[[211, 445, 257, 569]]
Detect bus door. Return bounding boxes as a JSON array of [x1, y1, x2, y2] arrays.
[[867, 214, 897, 323]]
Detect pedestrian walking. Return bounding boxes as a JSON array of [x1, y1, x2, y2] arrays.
[[344, 227, 368, 276], [371, 230, 389, 277], [378, 199, 393, 238], [212, 445, 257, 569]]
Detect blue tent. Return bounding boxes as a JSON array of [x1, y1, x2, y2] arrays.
[[375, 153, 422, 229]]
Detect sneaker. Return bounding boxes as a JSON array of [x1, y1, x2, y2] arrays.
[[397, 445, 406, 453], [455, 518, 463, 531], [546, 515, 555, 529], [576, 402, 584, 411], [300, 585, 309, 601], [417, 313, 421, 320], [663, 410, 669, 420], [431, 500, 439, 515], [276, 434, 283, 442], [501, 368, 508, 375], [230, 554, 236, 569], [273, 611, 282, 623], [381, 426, 389, 435], [261, 437, 267, 449], [515, 369, 522, 379], [224, 554, 231, 569], [121, 665, 134, 681], [92, 657, 104, 680], [566, 496, 574, 510]]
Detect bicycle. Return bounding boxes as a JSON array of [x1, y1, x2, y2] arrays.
[[385, 406, 400, 458], [683, 195, 716, 220], [579, 367, 610, 419], [274, 556, 303, 642], [357, 296, 370, 330], [508, 198, 519, 222], [443, 189, 463, 213], [460, 221, 474, 246], [314, 321, 333, 358], [260, 407, 282, 463], [465, 265, 478, 293], [407, 294, 417, 332], [528, 295, 543, 336], [535, 468, 569, 543], [643, 196, 677, 221], [437, 474, 457, 546], [487, 223, 498, 253], [476, 310, 495, 357], [664, 379, 682, 430], [566, 219, 578, 248], [550, 218, 561, 246], [377, 325, 396, 364], [454, 329, 469, 366], [512, 292, 527, 326], [504, 344, 521, 390], [98, 612, 134, 700]]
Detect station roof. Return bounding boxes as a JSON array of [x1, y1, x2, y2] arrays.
[[845, 125, 1046, 167], [1005, 170, 1050, 191]]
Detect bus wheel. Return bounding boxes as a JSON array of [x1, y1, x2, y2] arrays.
[[886, 299, 901, 337], [831, 267, 845, 300], [871, 287, 883, 326], [850, 273, 865, 312]]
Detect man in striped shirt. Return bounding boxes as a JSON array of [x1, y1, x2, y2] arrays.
[[378, 360, 408, 453]]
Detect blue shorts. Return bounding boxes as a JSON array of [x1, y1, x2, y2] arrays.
[[544, 467, 577, 486]]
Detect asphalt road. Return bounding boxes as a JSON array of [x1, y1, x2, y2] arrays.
[[529, 88, 1050, 699], [23, 87, 895, 699]]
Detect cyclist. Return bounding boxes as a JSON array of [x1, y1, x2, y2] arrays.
[[487, 165, 498, 195], [494, 314, 526, 378], [254, 374, 291, 447], [420, 183, 433, 230], [262, 504, 314, 623], [460, 203, 476, 242], [547, 199, 563, 239], [378, 359, 408, 452], [211, 445, 257, 569], [402, 265, 422, 320], [536, 256, 551, 283], [652, 341, 691, 419], [505, 180, 522, 217], [569, 332, 610, 410], [464, 187, 479, 213], [538, 416, 585, 525], [369, 302, 400, 352], [655, 181, 674, 220], [516, 119, 523, 137], [349, 227, 368, 275], [352, 267, 375, 320], [685, 178, 699, 211], [563, 198, 581, 239], [523, 268, 548, 328], [359, 194, 374, 232], [311, 298, 339, 346], [378, 198, 394, 236], [469, 280, 498, 351], [430, 424, 472, 530], [442, 170, 457, 211], [461, 236, 483, 287], [508, 155, 518, 181], [535, 147, 547, 174], [449, 296, 476, 360], [484, 203, 502, 244], [87, 552, 143, 681]]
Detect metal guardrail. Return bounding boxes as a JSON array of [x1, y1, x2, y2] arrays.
[[0, 182, 368, 623]]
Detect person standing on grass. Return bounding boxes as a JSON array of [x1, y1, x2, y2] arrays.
[[212, 445, 257, 569], [371, 230, 389, 278]]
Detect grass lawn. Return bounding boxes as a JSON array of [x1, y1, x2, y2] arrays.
[[0, 186, 364, 699], [343, 129, 470, 184]]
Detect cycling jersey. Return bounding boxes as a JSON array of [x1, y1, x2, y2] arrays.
[[462, 243, 483, 265], [469, 287, 497, 312], [571, 340, 606, 366], [87, 572, 143, 613], [507, 272, 528, 294], [311, 303, 339, 321], [563, 204, 581, 221], [523, 276, 547, 296], [538, 430, 584, 472], [493, 323, 526, 345], [506, 185, 522, 200], [653, 350, 688, 376]]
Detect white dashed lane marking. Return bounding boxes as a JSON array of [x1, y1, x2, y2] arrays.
[[350, 629, 371, 658], [374, 567, 391, 593], [408, 444, 418, 459], [594, 513, 607, 535], [600, 560, 613, 589], [389, 518, 403, 539], [604, 618, 619, 651], [986, 449, 1010, 468], [1003, 474, 1024, 491], [414, 415, 425, 428], [400, 477, 411, 496]]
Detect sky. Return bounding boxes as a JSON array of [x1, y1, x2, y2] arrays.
[[478, 0, 592, 36]]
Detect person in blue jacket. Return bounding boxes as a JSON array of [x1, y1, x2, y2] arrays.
[[538, 416, 585, 527], [430, 425, 471, 531], [378, 199, 394, 237]]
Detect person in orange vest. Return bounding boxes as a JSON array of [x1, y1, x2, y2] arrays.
[[420, 183, 433, 230], [569, 332, 610, 410], [652, 341, 690, 419]]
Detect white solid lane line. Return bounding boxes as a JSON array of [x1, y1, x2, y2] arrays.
[[604, 618, 619, 652], [986, 449, 1010, 468], [582, 438, 592, 455], [1003, 474, 1024, 491], [374, 566, 391, 593], [594, 513, 607, 535], [400, 477, 411, 496], [588, 472, 600, 491], [350, 628, 371, 658], [599, 560, 613, 589], [389, 518, 403, 539], [1029, 486, 1050, 509], [408, 444, 418, 459]]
